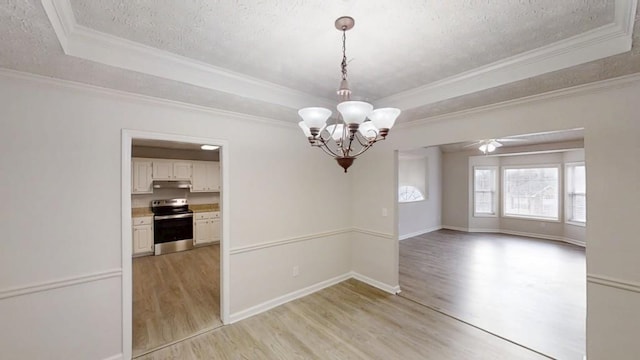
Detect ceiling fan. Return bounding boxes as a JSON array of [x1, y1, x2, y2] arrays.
[[464, 138, 526, 154]]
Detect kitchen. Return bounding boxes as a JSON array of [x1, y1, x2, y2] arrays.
[[129, 139, 222, 357]]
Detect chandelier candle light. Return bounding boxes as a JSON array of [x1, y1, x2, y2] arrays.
[[298, 16, 401, 172]]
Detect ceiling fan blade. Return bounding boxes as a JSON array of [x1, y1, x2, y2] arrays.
[[495, 138, 527, 142], [462, 141, 482, 148]]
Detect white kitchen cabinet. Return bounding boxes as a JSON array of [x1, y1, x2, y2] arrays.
[[193, 211, 220, 245], [173, 161, 192, 180], [152, 160, 192, 180], [191, 161, 220, 192], [132, 158, 153, 194], [132, 216, 154, 256]]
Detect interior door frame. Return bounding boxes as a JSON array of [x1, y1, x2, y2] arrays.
[[121, 129, 230, 359]]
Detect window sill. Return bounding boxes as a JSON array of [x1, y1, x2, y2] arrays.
[[473, 213, 497, 218], [502, 214, 560, 223], [566, 220, 586, 227]]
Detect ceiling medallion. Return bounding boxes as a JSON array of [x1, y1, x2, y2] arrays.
[[298, 16, 401, 173]]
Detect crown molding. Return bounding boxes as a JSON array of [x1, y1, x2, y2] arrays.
[[377, 0, 638, 110], [396, 72, 640, 129], [41, 0, 637, 114], [40, 0, 335, 111], [0, 68, 298, 129]]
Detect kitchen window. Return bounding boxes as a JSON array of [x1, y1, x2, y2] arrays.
[[565, 162, 586, 225], [473, 166, 498, 216], [503, 165, 560, 221]]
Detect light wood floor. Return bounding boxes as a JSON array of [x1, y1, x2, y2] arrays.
[[139, 279, 546, 359], [133, 244, 221, 357], [399, 230, 585, 360]]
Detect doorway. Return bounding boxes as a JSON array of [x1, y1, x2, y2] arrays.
[[121, 130, 229, 359], [396, 129, 586, 359]]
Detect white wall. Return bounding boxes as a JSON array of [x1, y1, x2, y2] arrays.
[[442, 150, 470, 229], [398, 146, 442, 239], [350, 76, 640, 359], [0, 72, 351, 360]]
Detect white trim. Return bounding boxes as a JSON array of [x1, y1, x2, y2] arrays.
[[378, 0, 637, 110], [351, 227, 395, 239], [229, 228, 392, 255], [441, 225, 470, 232], [0, 68, 295, 130], [350, 272, 401, 294], [41, 0, 636, 113], [230, 229, 351, 255], [441, 226, 585, 247], [397, 73, 640, 128], [228, 273, 352, 323], [40, 0, 333, 111], [587, 274, 640, 293], [228, 271, 401, 324], [398, 226, 443, 240], [0, 269, 121, 300], [121, 130, 231, 360], [102, 354, 123, 360]]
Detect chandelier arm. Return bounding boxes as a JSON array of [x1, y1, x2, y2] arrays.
[[349, 143, 375, 158], [313, 139, 341, 158]]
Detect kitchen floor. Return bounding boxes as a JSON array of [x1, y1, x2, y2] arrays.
[[399, 230, 586, 360], [133, 244, 221, 357]]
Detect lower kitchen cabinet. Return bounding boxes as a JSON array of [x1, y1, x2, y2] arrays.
[[132, 216, 154, 256], [193, 211, 220, 246]]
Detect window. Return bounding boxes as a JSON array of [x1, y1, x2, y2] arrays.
[[503, 166, 559, 220], [566, 163, 586, 224], [474, 166, 498, 216], [398, 154, 427, 203]]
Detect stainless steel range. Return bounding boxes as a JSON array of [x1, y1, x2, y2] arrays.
[[151, 198, 193, 255]]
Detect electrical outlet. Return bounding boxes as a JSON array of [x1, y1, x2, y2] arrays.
[[382, 208, 388, 217], [292, 265, 299, 277]]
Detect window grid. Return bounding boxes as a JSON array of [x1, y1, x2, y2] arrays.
[[503, 166, 560, 221], [566, 163, 586, 224], [474, 167, 498, 216]]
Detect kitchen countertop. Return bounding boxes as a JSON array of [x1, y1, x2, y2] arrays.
[[132, 207, 153, 218], [132, 203, 219, 217], [190, 203, 220, 213]]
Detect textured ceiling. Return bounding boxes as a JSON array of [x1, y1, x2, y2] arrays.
[[439, 129, 585, 153], [69, 0, 614, 100], [0, 0, 637, 125]]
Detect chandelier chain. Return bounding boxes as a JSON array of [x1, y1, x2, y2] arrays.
[[341, 30, 348, 81]]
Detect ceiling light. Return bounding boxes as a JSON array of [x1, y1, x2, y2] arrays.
[[298, 16, 401, 173], [200, 144, 219, 150]]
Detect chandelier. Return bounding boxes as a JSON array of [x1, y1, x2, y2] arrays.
[[297, 16, 401, 172]]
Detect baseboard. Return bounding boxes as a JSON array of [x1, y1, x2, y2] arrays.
[[228, 270, 401, 324], [498, 230, 585, 247], [350, 272, 401, 294], [228, 272, 352, 323], [399, 226, 442, 240], [102, 354, 123, 360], [441, 225, 469, 232], [442, 226, 585, 247]]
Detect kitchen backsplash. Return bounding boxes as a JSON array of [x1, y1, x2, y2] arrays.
[[132, 188, 219, 208]]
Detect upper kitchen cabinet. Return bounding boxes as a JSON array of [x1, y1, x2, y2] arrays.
[[192, 161, 220, 192], [153, 160, 192, 180], [132, 158, 153, 194]]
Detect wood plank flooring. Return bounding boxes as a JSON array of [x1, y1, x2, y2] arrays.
[[138, 279, 546, 360], [133, 244, 221, 357], [399, 230, 585, 360]]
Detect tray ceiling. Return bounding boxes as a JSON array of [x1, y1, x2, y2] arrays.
[[0, 0, 638, 124]]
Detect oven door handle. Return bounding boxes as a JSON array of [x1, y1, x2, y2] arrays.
[[154, 213, 194, 220]]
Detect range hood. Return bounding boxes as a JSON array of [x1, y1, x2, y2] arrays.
[[152, 180, 192, 189]]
